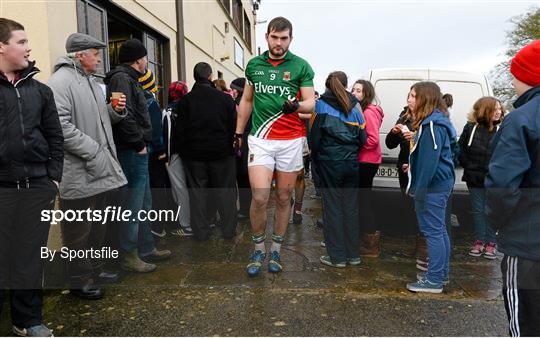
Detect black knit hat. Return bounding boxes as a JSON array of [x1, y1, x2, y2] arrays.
[[119, 39, 147, 64], [230, 77, 246, 92]]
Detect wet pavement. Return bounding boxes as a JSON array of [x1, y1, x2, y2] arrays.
[[0, 183, 508, 336]]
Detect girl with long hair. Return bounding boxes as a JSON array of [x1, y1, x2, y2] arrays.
[[386, 91, 416, 191], [458, 97, 504, 259], [386, 90, 429, 270], [310, 71, 367, 267], [405, 82, 456, 293], [351, 80, 384, 257]]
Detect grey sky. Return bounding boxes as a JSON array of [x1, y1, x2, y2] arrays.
[[255, 0, 539, 91]]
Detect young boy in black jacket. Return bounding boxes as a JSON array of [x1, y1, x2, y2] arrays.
[[486, 39, 540, 337], [0, 18, 63, 337]]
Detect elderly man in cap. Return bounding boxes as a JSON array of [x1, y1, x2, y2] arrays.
[[48, 33, 128, 300], [104, 39, 171, 273]]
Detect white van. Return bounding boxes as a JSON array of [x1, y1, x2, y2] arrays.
[[362, 68, 493, 226]]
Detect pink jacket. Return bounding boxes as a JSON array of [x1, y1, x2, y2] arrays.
[[358, 104, 384, 164]]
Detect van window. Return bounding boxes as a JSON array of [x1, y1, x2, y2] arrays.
[[435, 81, 485, 138], [374, 79, 417, 136]]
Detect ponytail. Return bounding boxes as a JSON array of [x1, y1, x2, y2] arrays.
[[325, 71, 351, 115]]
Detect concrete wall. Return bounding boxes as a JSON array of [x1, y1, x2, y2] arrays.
[[1, 0, 257, 88], [183, 0, 256, 88], [1, 0, 178, 83]]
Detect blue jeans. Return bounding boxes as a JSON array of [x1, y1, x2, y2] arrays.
[[415, 190, 451, 284], [445, 192, 453, 250], [117, 149, 155, 255], [468, 187, 495, 243]]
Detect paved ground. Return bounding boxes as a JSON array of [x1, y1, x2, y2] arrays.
[[0, 183, 508, 336]]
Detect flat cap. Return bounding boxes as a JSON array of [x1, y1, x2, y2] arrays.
[[66, 33, 106, 53]]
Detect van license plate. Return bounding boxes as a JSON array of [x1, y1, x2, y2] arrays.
[[376, 165, 399, 178]]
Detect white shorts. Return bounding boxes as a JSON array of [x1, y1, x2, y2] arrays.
[[247, 135, 304, 172]]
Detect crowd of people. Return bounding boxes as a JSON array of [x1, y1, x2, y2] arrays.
[[0, 15, 539, 337]]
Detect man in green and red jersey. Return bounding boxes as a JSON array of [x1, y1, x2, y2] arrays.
[[235, 17, 315, 277]]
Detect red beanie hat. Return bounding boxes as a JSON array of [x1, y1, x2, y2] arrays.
[[510, 40, 540, 87]]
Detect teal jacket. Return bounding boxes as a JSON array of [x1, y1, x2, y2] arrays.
[[310, 92, 366, 162], [407, 109, 456, 203]]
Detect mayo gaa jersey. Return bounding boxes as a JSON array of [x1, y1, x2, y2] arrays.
[[245, 50, 314, 140]]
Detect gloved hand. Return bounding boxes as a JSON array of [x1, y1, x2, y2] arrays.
[[281, 98, 300, 114]]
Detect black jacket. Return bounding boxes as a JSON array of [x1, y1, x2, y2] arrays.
[[0, 62, 64, 182], [486, 85, 540, 261], [458, 122, 498, 187], [104, 65, 152, 152], [235, 94, 252, 138], [385, 107, 414, 169], [173, 79, 236, 161]]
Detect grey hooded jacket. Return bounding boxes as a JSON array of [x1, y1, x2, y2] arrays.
[[48, 56, 127, 200]]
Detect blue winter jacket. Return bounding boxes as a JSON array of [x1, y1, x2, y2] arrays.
[[144, 90, 165, 155], [310, 92, 367, 162], [486, 86, 540, 261], [407, 109, 456, 204]]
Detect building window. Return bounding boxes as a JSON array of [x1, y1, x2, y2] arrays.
[[76, 0, 170, 106], [234, 38, 244, 69], [232, 0, 243, 33], [220, 0, 231, 14], [243, 11, 251, 49], [108, 40, 124, 67], [144, 34, 165, 106], [76, 0, 109, 76], [218, 0, 252, 52]]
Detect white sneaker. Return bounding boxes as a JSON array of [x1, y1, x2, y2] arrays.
[[151, 229, 166, 238]]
